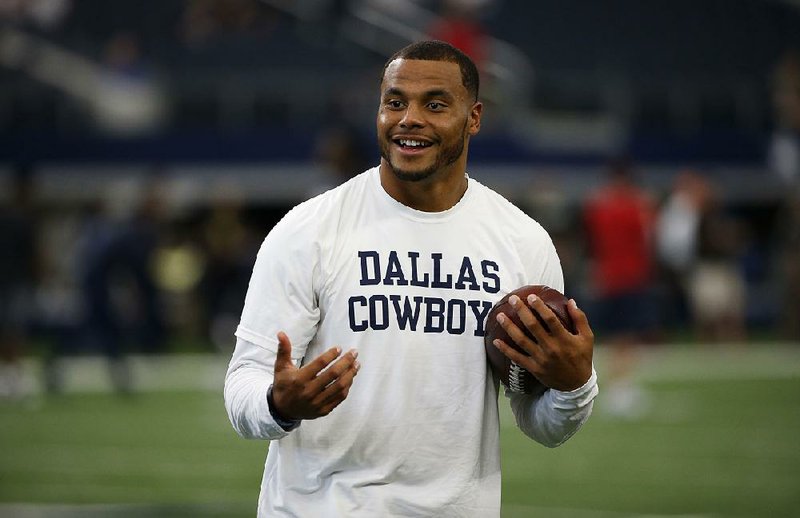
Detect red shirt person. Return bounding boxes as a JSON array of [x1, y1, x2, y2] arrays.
[[583, 160, 656, 338]]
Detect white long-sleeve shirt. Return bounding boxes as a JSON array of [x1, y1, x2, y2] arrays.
[[224, 168, 598, 517]]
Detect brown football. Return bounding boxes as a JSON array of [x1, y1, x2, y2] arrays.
[[483, 285, 575, 394]]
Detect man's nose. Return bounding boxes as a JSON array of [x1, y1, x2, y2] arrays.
[[399, 104, 424, 128]]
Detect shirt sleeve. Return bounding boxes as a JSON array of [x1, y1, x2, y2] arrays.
[[507, 366, 598, 447], [508, 217, 597, 447], [225, 201, 325, 440], [224, 336, 299, 440], [235, 204, 322, 355], [525, 221, 565, 293]]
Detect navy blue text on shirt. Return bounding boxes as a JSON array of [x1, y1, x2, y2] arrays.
[[348, 250, 499, 336]]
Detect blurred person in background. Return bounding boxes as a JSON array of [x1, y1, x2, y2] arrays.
[[774, 188, 800, 341], [768, 50, 800, 342], [199, 184, 259, 352], [768, 50, 800, 186], [45, 181, 166, 394], [225, 40, 597, 517], [76, 200, 134, 393], [118, 179, 168, 354], [0, 165, 38, 400], [583, 158, 656, 417], [36, 205, 85, 394], [686, 182, 748, 343], [655, 169, 713, 332]]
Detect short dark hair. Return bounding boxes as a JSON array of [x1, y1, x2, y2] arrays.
[[382, 40, 480, 102]]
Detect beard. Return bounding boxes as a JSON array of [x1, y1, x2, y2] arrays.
[[380, 121, 468, 182]]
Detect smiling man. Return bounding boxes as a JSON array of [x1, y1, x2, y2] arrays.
[[224, 40, 598, 517], [379, 55, 478, 182]]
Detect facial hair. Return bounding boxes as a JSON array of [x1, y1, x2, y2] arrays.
[[381, 119, 469, 182]]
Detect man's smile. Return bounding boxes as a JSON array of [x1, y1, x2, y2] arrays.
[[392, 136, 434, 155]]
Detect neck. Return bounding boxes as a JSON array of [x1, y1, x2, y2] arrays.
[[379, 160, 469, 212]]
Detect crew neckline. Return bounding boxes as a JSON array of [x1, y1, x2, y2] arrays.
[[369, 167, 474, 223]]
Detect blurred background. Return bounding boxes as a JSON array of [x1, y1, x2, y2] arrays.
[[1, 0, 799, 517]]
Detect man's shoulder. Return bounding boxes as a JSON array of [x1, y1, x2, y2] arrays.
[[469, 177, 546, 232], [263, 168, 375, 249], [283, 168, 374, 221]]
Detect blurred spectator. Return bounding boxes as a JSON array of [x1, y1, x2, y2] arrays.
[[768, 50, 800, 186], [0, 165, 38, 399], [584, 159, 658, 339], [35, 208, 84, 394], [118, 179, 168, 354], [685, 185, 748, 343], [198, 184, 259, 352], [655, 169, 713, 330], [583, 158, 657, 417], [768, 50, 800, 342], [774, 188, 800, 341], [45, 181, 166, 395], [77, 201, 134, 393], [151, 223, 206, 340]]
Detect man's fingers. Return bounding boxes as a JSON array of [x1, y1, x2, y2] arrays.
[[272, 344, 360, 421], [310, 349, 359, 392], [568, 299, 594, 340], [306, 347, 345, 376], [526, 294, 569, 338], [275, 331, 295, 373], [507, 295, 541, 339], [496, 306, 543, 360], [314, 356, 360, 408], [492, 338, 540, 378]]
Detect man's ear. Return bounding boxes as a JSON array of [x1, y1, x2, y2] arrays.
[[468, 101, 483, 136]]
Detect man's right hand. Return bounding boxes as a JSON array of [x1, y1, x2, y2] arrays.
[[271, 331, 360, 421]]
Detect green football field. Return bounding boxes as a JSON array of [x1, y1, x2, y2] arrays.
[[1, 344, 798, 517]]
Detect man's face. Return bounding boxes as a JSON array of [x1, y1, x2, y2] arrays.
[[377, 59, 481, 183]]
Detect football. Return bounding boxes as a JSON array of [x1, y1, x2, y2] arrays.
[[483, 285, 575, 394]]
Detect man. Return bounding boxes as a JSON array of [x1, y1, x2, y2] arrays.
[[0, 165, 37, 399], [225, 40, 598, 517], [583, 159, 654, 416]]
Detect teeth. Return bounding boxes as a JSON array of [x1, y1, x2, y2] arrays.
[[399, 139, 428, 147]]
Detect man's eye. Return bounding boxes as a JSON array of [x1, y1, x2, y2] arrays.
[[387, 100, 404, 109], [428, 102, 445, 111]]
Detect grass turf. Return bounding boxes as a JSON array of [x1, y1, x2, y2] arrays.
[[1, 345, 798, 517]]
